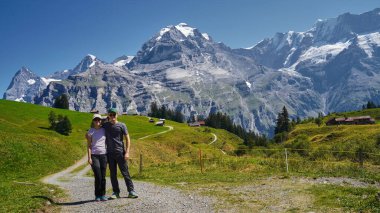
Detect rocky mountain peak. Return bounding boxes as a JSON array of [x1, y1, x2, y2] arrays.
[[155, 23, 211, 42], [3, 66, 46, 102], [127, 23, 218, 69], [73, 54, 100, 72], [312, 8, 380, 43]]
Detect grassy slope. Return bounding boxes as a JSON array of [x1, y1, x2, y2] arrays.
[[3, 99, 379, 212], [284, 109, 380, 211], [0, 100, 242, 212], [0, 100, 166, 212], [0, 100, 88, 212]]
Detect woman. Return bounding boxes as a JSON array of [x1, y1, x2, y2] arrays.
[[86, 114, 108, 201]]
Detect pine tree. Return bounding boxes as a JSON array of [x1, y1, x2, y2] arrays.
[[53, 96, 61, 108], [274, 106, 290, 135], [61, 94, 69, 109], [55, 116, 72, 135], [174, 110, 184, 123], [149, 102, 159, 117], [367, 101, 377, 109], [159, 105, 167, 119], [53, 94, 69, 109], [315, 112, 323, 127]]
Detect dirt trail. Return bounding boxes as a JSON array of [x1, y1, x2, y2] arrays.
[[41, 125, 214, 212], [138, 125, 173, 140]]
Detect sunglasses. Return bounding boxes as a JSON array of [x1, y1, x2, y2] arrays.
[[93, 118, 101, 121], [109, 113, 116, 117]]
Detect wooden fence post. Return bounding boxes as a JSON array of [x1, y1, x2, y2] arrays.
[[285, 148, 289, 173], [139, 152, 143, 176], [199, 148, 203, 173]]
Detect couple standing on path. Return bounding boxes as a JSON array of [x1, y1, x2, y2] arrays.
[[86, 108, 138, 202]]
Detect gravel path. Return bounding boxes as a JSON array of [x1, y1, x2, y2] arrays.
[[138, 126, 173, 140], [43, 160, 214, 213], [42, 125, 215, 213]]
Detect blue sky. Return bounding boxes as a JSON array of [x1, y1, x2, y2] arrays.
[[1, 0, 379, 95]]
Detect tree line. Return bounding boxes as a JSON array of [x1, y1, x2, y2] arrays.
[[362, 101, 378, 110], [205, 112, 269, 152], [148, 102, 184, 123]]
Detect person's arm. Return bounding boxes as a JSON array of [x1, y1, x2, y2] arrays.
[[86, 133, 93, 165], [124, 134, 130, 160]]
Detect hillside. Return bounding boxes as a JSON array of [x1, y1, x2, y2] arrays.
[[288, 108, 380, 154], [0, 100, 242, 212], [1, 99, 380, 212]]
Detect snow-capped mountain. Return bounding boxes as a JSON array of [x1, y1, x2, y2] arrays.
[[32, 23, 321, 135], [3, 67, 53, 102], [5, 9, 380, 135], [237, 8, 380, 112], [3, 54, 101, 102]]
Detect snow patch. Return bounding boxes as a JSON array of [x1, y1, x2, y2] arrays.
[[175, 23, 195, 37], [63, 70, 69, 73], [357, 32, 380, 57], [88, 54, 96, 60], [244, 45, 255, 50], [202, 33, 210, 40], [41, 77, 61, 85], [284, 47, 296, 66], [293, 41, 351, 66], [15, 95, 25, 102], [156, 27, 171, 41], [114, 56, 135, 67], [245, 81, 252, 89], [89, 61, 96, 67], [87, 54, 97, 67], [27, 79, 36, 85]]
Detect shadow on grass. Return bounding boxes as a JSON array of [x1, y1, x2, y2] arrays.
[[38, 127, 50, 130], [32, 196, 95, 206]]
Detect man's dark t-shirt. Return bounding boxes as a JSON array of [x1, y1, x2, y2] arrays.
[[103, 122, 128, 154]]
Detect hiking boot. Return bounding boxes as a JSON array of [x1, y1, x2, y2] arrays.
[[95, 196, 101, 202], [100, 196, 108, 201], [109, 192, 120, 199], [128, 191, 138, 198]]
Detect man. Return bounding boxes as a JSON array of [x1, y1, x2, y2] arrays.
[[103, 108, 138, 199]]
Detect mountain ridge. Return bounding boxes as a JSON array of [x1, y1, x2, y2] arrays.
[[4, 8, 380, 135]]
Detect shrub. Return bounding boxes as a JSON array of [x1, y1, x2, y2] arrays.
[[48, 112, 72, 135], [48, 111, 57, 129]]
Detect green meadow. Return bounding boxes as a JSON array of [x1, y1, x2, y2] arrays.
[[0, 100, 164, 212], [1, 99, 380, 212]]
